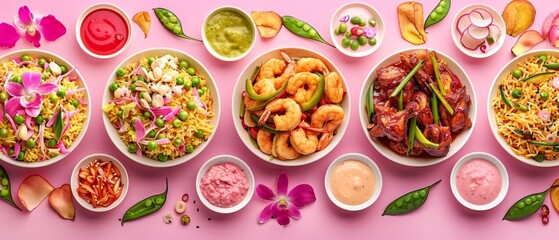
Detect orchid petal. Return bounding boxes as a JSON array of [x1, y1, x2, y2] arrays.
[[287, 202, 301, 220], [256, 184, 276, 201], [276, 172, 288, 196], [18, 6, 33, 25], [35, 83, 58, 95], [38, 15, 66, 41], [272, 204, 291, 226], [0, 23, 20, 48], [4, 82, 26, 97], [25, 28, 41, 47], [20, 91, 42, 108], [5, 97, 23, 117], [22, 72, 41, 92], [134, 119, 146, 143], [287, 184, 316, 208], [258, 203, 274, 224], [24, 106, 40, 118]]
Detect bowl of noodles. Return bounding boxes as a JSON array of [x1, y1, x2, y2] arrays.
[[0, 49, 90, 168], [232, 47, 350, 166], [102, 48, 219, 168], [488, 50, 559, 167]]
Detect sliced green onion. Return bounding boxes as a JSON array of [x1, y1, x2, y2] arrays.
[[398, 90, 404, 111], [414, 125, 439, 148], [430, 94, 439, 125], [429, 83, 454, 115], [430, 51, 445, 96], [390, 59, 425, 98], [366, 81, 375, 120], [407, 117, 417, 156]]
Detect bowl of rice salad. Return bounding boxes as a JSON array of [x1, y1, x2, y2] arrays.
[[0, 49, 90, 168], [102, 48, 220, 167]]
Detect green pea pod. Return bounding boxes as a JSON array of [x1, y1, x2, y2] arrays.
[[121, 178, 168, 226], [0, 165, 21, 211], [391, 59, 425, 98], [282, 16, 335, 48], [383, 180, 441, 216], [366, 81, 375, 120], [246, 76, 288, 101], [153, 8, 202, 42], [301, 73, 324, 111], [503, 187, 549, 221], [424, 0, 451, 29]]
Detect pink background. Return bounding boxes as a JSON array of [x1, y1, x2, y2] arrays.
[[1, 0, 558, 239]]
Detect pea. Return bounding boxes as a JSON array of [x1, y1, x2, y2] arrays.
[[350, 40, 359, 50], [148, 57, 156, 65], [42, 73, 48, 80], [1, 178, 7, 186], [538, 55, 548, 63], [197, 89, 204, 96], [404, 195, 411, 202], [137, 76, 145, 82], [143, 111, 151, 119], [48, 139, 57, 147], [16, 151, 25, 161], [139, 92, 145, 99], [191, 76, 200, 87], [172, 119, 182, 128], [147, 141, 157, 150], [173, 138, 182, 146], [109, 83, 118, 92], [26, 139, 36, 148], [412, 192, 419, 199], [345, 31, 352, 38], [11, 75, 21, 83], [201, 86, 208, 93], [59, 65, 68, 74], [195, 129, 204, 138], [179, 61, 189, 69], [184, 80, 192, 90], [116, 68, 127, 77], [339, 22, 347, 33], [155, 118, 165, 127], [155, 197, 164, 205], [368, 18, 377, 27], [172, 26, 181, 34], [117, 110, 123, 118], [38, 57, 46, 66], [187, 67, 196, 76], [186, 145, 194, 154], [145, 199, 153, 207], [160, 16, 169, 24], [8, 149, 14, 156], [430, 12, 438, 19], [0, 92, 7, 101], [419, 190, 426, 198], [165, 22, 174, 30], [368, 37, 377, 46], [295, 20, 304, 27], [21, 55, 31, 61], [148, 130, 156, 138], [357, 36, 367, 46], [175, 77, 184, 85], [50, 94, 58, 103], [358, 19, 366, 27], [186, 101, 195, 111], [0, 128, 8, 138], [129, 84, 137, 92], [511, 89, 522, 98], [169, 16, 178, 23], [350, 16, 361, 25], [383, 180, 441, 216], [35, 116, 44, 124], [14, 115, 24, 125], [0, 189, 8, 197], [127, 144, 137, 153], [436, 6, 444, 13], [57, 90, 66, 98], [180, 215, 191, 225], [158, 153, 169, 162], [156, 133, 165, 139], [302, 24, 311, 31], [518, 201, 526, 209]]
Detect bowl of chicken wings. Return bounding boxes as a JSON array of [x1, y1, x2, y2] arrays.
[[359, 49, 477, 167]]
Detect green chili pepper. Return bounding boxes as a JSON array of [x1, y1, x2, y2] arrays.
[[382, 180, 441, 216], [414, 125, 439, 148], [245, 99, 273, 111], [250, 114, 279, 134], [246, 75, 288, 101], [430, 51, 446, 96], [424, 0, 451, 29], [406, 117, 417, 156], [153, 8, 202, 42], [391, 59, 425, 98], [366, 81, 375, 121], [282, 16, 335, 48], [239, 95, 246, 118], [121, 178, 168, 226], [499, 85, 512, 107], [0, 165, 21, 211], [429, 83, 454, 115], [300, 73, 324, 111], [430, 94, 439, 125], [543, 63, 559, 70], [503, 187, 553, 221]]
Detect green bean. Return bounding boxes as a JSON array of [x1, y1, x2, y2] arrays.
[[121, 178, 168, 225], [383, 180, 441, 216], [153, 8, 202, 42], [0, 165, 22, 211], [391, 59, 425, 98], [282, 16, 334, 48], [406, 117, 417, 156], [503, 186, 556, 221], [424, 0, 451, 29], [513, 102, 528, 112]]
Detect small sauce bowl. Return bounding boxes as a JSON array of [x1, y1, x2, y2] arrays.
[[450, 152, 509, 211], [202, 6, 256, 61], [76, 3, 132, 59]]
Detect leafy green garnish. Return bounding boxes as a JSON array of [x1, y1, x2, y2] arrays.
[[53, 108, 63, 141]]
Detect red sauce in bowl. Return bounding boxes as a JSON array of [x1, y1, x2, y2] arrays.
[[80, 8, 129, 56]]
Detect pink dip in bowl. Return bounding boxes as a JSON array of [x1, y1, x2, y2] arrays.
[[456, 159, 502, 205], [200, 163, 249, 208]]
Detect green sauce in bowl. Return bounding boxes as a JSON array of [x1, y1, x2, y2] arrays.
[[204, 9, 254, 58]]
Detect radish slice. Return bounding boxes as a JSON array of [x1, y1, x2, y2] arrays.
[[487, 24, 501, 43], [472, 8, 493, 21], [461, 29, 486, 50], [469, 10, 492, 28], [456, 14, 472, 34], [468, 25, 490, 39]]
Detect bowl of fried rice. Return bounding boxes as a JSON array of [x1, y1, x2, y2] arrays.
[[0, 49, 90, 168], [102, 48, 220, 167]]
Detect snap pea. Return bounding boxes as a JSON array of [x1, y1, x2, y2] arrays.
[[0, 165, 21, 211], [153, 8, 202, 42], [391, 59, 425, 98], [383, 180, 441, 216], [424, 0, 451, 29], [503, 186, 556, 221], [282, 16, 335, 48], [121, 178, 168, 226]]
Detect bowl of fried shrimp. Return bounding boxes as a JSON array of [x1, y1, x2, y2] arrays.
[[488, 50, 559, 167], [232, 47, 350, 166], [360, 48, 477, 167]]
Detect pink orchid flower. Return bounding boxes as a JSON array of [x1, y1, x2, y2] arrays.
[[5, 72, 57, 118], [257, 172, 316, 226], [0, 5, 66, 48]]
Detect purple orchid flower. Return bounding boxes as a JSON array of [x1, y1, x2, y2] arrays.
[[256, 172, 316, 226], [4, 72, 57, 118], [0, 5, 66, 48]]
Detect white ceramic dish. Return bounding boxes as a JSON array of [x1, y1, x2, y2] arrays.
[[359, 48, 477, 167], [196, 155, 255, 214], [330, 2, 384, 57], [324, 153, 382, 211], [75, 3, 132, 59], [202, 6, 256, 61], [70, 153, 129, 212], [102, 48, 220, 168], [232, 46, 350, 166], [451, 4, 505, 58], [450, 152, 508, 211], [487, 49, 559, 167], [0, 49, 91, 168]]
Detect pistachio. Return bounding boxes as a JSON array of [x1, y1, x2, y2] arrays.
[[16, 125, 27, 141], [140, 99, 150, 109], [152, 94, 164, 108], [49, 62, 62, 76]]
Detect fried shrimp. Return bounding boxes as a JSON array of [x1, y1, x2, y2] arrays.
[[257, 129, 274, 155], [311, 104, 345, 150], [259, 52, 296, 89], [273, 132, 301, 160], [259, 98, 302, 131], [290, 122, 318, 155], [286, 72, 320, 104], [324, 71, 344, 104], [296, 57, 328, 74], [259, 58, 286, 80], [253, 78, 276, 95]]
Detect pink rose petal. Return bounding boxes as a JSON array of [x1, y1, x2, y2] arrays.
[[38, 15, 66, 41], [0, 23, 20, 48]]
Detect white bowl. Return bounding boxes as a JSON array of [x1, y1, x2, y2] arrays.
[[76, 3, 132, 59], [102, 48, 220, 167], [451, 4, 505, 58], [330, 2, 384, 57], [487, 49, 559, 167], [70, 153, 129, 212], [450, 152, 509, 211], [202, 6, 256, 61], [359, 48, 477, 167], [324, 153, 382, 211], [196, 155, 255, 214], [0, 49, 91, 168], [232, 47, 351, 166]]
